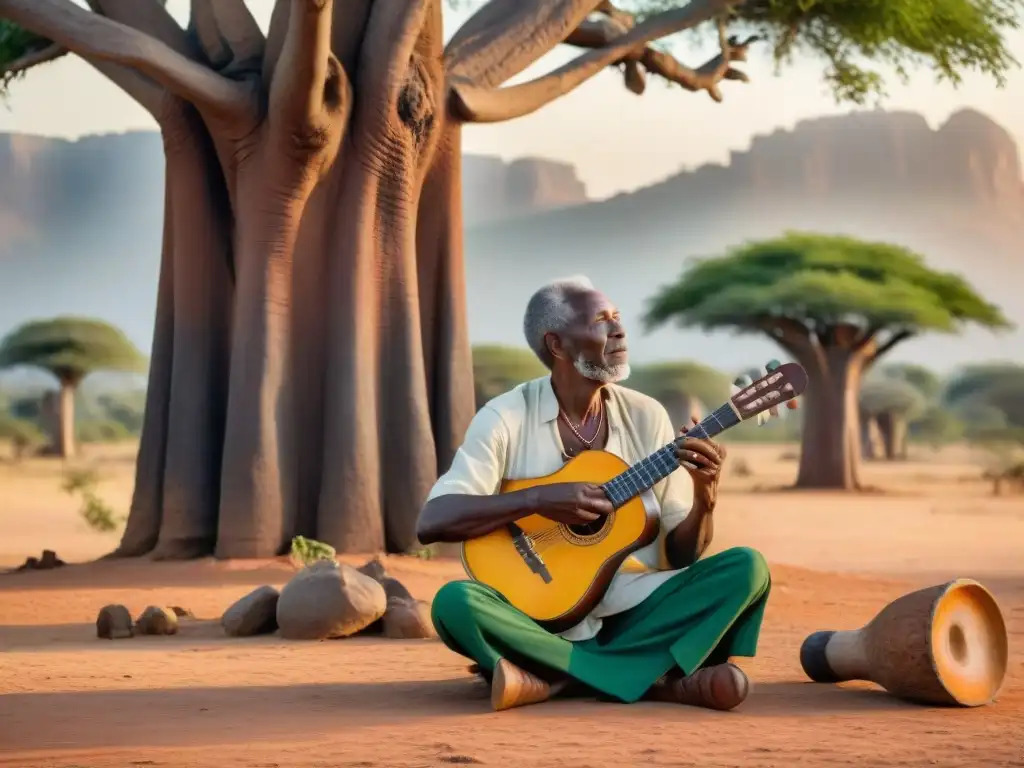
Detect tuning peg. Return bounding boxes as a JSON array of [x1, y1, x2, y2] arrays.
[[734, 374, 752, 388], [786, 399, 800, 410], [769, 405, 780, 418], [765, 359, 781, 371], [756, 411, 770, 426]]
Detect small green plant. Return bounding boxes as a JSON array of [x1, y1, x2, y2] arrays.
[[61, 467, 122, 533], [410, 544, 439, 560], [289, 535, 336, 568]]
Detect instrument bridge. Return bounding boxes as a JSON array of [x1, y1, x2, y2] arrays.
[[506, 523, 552, 584]]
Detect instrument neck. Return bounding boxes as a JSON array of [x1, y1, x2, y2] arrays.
[[600, 402, 740, 508]]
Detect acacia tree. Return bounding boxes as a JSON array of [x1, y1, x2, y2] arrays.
[[626, 361, 731, 426], [859, 376, 926, 460], [644, 233, 1010, 489], [945, 363, 1024, 428], [0, 317, 146, 458], [471, 345, 546, 410], [1, 0, 1019, 557]]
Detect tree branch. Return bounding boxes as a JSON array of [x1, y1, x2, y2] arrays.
[[268, 0, 350, 138], [448, 0, 745, 123], [444, 0, 604, 89], [755, 316, 829, 372], [871, 329, 914, 360], [564, 9, 758, 100], [1, 41, 69, 79], [0, 0, 253, 120], [190, 0, 265, 74], [357, 0, 431, 102], [82, 0, 200, 117], [88, 0, 195, 57]]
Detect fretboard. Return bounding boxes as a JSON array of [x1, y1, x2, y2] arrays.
[[600, 401, 741, 508]]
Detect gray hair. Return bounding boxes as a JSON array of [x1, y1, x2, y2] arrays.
[[523, 275, 595, 368]]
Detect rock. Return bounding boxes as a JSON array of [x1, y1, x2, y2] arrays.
[[382, 597, 436, 640], [277, 560, 386, 640], [38, 550, 66, 569], [221, 585, 280, 637], [379, 576, 414, 601], [13, 550, 66, 572], [356, 556, 388, 582], [96, 604, 134, 639], [169, 605, 195, 619], [134, 605, 179, 635]]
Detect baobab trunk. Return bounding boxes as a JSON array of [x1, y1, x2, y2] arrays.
[[112, 0, 474, 559], [796, 352, 864, 490], [875, 412, 908, 460], [861, 413, 884, 460], [56, 378, 78, 460]]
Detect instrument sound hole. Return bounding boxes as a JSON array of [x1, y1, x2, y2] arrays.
[[948, 623, 968, 664], [568, 518, 608, 537]]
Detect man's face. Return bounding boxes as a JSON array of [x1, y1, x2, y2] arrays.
[[553, 290, 630, 383]]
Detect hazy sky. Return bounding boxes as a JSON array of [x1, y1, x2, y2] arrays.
[[1, 1, 1022, 198]]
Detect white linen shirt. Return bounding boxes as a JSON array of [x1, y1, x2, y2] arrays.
[[425, 376, 693, 641]]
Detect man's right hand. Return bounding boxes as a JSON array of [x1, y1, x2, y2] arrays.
[[530, 482, 613, 525]]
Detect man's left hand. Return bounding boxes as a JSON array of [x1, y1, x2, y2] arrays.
[[674, 418, 726, 506]]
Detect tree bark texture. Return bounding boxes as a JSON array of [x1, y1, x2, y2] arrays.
[[2, 0, 753, 556]]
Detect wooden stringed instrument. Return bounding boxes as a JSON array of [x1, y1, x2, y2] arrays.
[[460, 361, 808, 632]]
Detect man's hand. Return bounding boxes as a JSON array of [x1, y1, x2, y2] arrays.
[[675, 418, 726, 507], [530, 482, 613, 525]]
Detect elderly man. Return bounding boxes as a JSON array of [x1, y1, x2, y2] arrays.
[[417, 276, 771, 712]]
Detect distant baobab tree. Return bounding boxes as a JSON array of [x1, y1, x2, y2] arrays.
[[0, 0, 1018, 558], [0, 317, 146, 459]]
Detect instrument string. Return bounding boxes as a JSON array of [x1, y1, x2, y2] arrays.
[[525, 526, 586, 554]]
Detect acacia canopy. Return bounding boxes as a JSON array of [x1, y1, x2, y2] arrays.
[[0, 317, 146, 384], [644, 232, 1010, 348], [626, 361, 731, 409], [860, 377, 926, 419]]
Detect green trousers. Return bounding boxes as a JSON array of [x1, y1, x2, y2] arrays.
[[431, 546, 771, 703]]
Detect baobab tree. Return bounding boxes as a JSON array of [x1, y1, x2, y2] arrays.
[[0, 317, 146, 458], [0, 0, 1019, 557], [644, 233, 1010, 490]]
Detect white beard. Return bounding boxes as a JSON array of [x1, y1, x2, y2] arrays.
[[574, 356, 630, 384]]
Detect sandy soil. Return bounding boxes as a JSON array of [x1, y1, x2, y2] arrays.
[[0, 442, 1022, 768]]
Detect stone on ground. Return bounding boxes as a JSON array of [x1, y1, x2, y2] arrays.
[[135, 605, 179, 635], [382, 597, 437, 639], [356, 556, 389, 582], [277, 560, 386, 640], [96, 604, 134, 639], [221, 585, 280, 637]]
